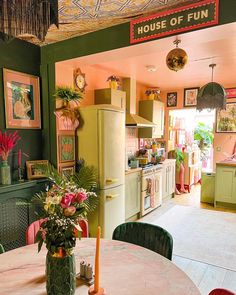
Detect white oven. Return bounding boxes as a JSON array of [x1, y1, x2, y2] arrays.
[[141, 165, 162, 216]]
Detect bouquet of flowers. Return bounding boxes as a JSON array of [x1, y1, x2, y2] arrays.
[[0, 131, 20, 161], [34, 164, 98, 256]]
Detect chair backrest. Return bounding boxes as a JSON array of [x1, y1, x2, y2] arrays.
[[209, 289, 235, 295], [0, 243, 5, 254], [112, 222, 173, 260], [26, 218, 89, 245]]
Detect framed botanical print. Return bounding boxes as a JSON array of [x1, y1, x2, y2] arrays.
[[26, 160, 48, 180], [216, 103, 236, 133], [167, 92, 177, 107], [3, 68, 41, 129], [58, 135, 75, 162], [184, 87, 199, 107]]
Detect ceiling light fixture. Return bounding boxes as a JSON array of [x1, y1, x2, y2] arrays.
[[0, 0, 58, 41], [146, 65, 157, 72], [197, 63, 226, 111], [166, 38, 188, 72]]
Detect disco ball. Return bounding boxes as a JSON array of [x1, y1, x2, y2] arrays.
[[166, 48, 188, 72]]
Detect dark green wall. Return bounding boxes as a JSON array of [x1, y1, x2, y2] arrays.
[[0, 38, 41, 180]]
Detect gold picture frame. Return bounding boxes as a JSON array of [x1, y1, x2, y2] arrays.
[[26, 160, 49, 180]]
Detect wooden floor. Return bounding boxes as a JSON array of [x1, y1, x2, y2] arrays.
[[141, 184, 236, 295]]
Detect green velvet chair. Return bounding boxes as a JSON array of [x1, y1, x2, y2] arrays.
[[112, 222, 173, 260], [0, 243, 5, 254]]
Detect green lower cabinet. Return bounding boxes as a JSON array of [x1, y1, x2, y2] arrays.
[[125, 171, 141, 220], [215, 165, 236, 205]]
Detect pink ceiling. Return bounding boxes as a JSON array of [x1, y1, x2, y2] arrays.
[[59, 23, 236, 90]]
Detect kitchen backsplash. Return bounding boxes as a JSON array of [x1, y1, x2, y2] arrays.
[[126, 128, 138, 157]]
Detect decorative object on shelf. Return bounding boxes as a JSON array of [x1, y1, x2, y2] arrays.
[[33, 163, 98, 295], [194, 122, 213, 161], [107, 75, 120, 90], [77, 261, 94, 285], [58, 135, 75, 163], [74, 68, 87, 93], [167, 92, 177, 107], [166, 38, 188, 72], [3, 69, 41, 129], [197, 64, 227, 111], [184, 87, 199, 107], [0, 0, 58, 41], [226, 88, 236, 99], [54, 86, 83, 130], [0, 131, 20, 185], [215, 103, 236, 133], [26, 160, 49, 180], [88, 226, 105, 295], [145, 89, 161, 100]]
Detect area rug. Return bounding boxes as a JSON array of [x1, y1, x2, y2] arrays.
[[152, 205, 236, 271]]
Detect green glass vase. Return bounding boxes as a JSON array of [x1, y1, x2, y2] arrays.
[[0, 160, 11, 185], [46, 251, 76, 295]]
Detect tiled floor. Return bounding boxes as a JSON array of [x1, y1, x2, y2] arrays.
[[140, 185, 236, 295]]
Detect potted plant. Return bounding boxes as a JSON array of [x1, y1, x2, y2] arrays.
[[54, 86, 83, 110], [145, 89, 161, 100], [107, 75, 120, 89], [194, 122, 213, 163]]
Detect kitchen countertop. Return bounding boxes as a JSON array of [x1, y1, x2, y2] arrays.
[[125, 168, 142, 174], [216, 160, 236, 167]]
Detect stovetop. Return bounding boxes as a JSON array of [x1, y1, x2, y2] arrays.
[[141, 163, 163, 175]]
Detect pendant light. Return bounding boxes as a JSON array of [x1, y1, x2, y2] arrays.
[[166, 38, 188, 72], [197, 64, 226, 111], [0, 0, 58, 41]]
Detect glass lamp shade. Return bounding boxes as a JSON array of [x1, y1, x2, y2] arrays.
[[196, 82, 227, 111], [166, 48, 188, 72]]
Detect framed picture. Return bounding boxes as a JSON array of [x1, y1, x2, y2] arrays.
[[58, 135, 75, 163], [216, 103, 236, 133], [59, 162, 75, 177], [26, 160, 48, 180], [184, 87, 199, 107], [3, 68, 41, 129], [167, 92, 177, 107], [226, 88, 236, 99]]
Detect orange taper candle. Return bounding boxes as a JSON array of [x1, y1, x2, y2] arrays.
[[94, 226, 101, 292]]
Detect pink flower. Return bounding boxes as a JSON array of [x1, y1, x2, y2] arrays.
[[75, 191, 87, 203], [64, 206, 76, 216], [60, 193, 75, 208]]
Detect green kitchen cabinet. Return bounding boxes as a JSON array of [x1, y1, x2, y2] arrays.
[[201, 172, 215, 204], [215, 164, 236, 205], [138, 100, 165, 138], [125, 170, 141, 220], [95, 88, 126, 111]]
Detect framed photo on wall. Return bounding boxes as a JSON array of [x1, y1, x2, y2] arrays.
[[3, 68, 41, 129], [167, 92, 177, 107], [184, 87, 199, 107], [26, 160, 48, 180], [58, 134, 75, 162], [216, 103, 236, 133], [226, 88, 236, 99], [58, 162, 75, 177]]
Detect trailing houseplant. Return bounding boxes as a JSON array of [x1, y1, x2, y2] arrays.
[[194, 122, 213, 161], [33, 163, 98, 295]]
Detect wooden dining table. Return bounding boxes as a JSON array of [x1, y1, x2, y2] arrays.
[[0, 238, 201, 295]]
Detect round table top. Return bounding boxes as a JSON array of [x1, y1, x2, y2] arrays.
[[0, 239, 200, 295]]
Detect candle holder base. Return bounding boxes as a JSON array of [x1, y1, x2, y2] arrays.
[[88, 287, 105, 295]]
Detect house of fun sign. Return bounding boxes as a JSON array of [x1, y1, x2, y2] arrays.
[[130, 0, 219, 44]]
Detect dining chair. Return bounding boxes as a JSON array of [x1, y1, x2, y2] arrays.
[[112, 222, 173, 260], [0, 243, 5, 254], [26, 218, 89, 245], [209, 289, 235, 295]]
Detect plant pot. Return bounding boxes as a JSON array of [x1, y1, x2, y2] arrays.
[[148, 93, 155, 100], [0, 160, 11, 185], [46, 251, 76, 295], [109, 80, 118, 90]]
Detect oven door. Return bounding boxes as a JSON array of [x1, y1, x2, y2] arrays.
[[141, 174, 155, 216]]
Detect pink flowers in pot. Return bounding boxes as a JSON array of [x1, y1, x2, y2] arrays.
[[0, 131, 21, 161]]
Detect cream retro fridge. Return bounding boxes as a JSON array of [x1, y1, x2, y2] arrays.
[[77, 105, 125, 238]]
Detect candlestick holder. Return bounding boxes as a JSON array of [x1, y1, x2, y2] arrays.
[[88, 286, 105, 295], [18, 167, 24, 182]]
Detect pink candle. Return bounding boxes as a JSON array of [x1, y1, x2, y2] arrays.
[[18, 149, 21, 168]]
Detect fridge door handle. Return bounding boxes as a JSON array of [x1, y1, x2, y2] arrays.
[[106, 194, 119, 200], [106, 178, 119, 184]]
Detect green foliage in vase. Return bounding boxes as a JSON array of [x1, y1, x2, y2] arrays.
[[33, 163, 98, 255], [194, 122, 213, 160]]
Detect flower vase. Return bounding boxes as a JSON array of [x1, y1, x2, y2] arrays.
[[0, 160, 11, 185], [109, 80, 118, 90], [46, 250, 76, 295]]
